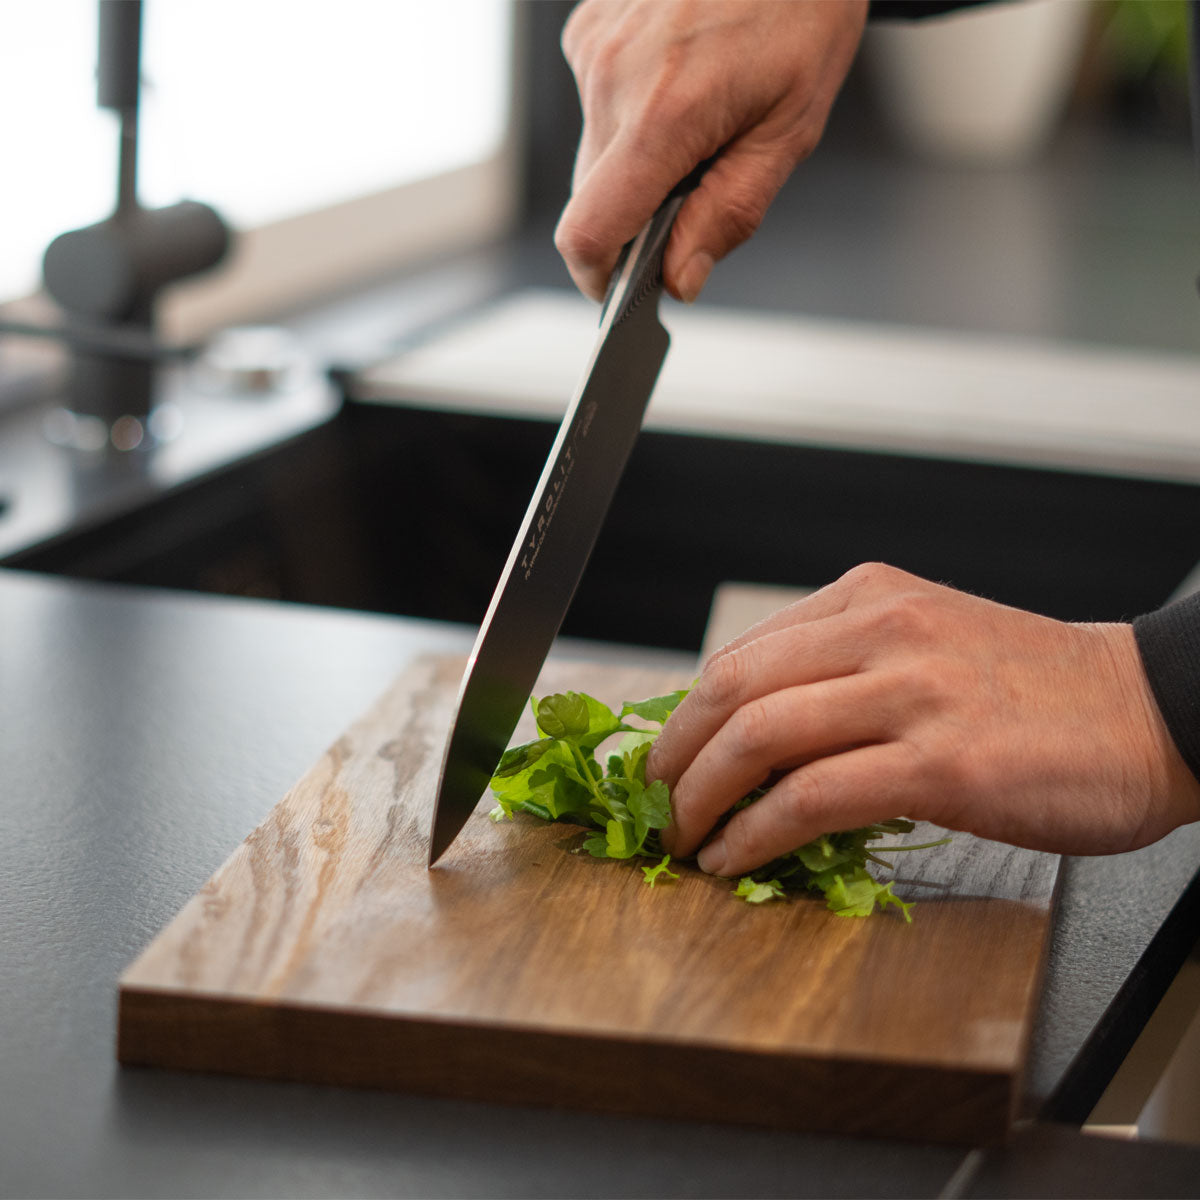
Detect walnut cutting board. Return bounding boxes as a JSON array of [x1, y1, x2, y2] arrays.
[[118, 655, 1059, 1144]]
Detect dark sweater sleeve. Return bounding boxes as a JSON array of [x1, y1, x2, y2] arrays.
[[1133, 592, 1200, 782], [868, 1, 993, 19]]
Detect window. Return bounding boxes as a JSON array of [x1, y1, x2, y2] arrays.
[[0, 0, 517, 337]]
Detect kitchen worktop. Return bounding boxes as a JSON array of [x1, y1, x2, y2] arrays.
[[3, 567, 1200, 1198]]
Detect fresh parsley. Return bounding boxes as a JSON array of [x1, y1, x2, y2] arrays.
[[489, 688, 948, 920]]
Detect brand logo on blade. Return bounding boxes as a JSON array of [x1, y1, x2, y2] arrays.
[[519, 401, 597, 581]]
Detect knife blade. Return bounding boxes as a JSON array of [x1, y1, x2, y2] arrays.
[[427, 183, 695, 866]]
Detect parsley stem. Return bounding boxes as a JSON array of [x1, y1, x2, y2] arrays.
[[568, 741, 609, 813], [876, 838, 953, 853]]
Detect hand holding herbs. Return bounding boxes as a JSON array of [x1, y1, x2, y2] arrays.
[[489, 687, 948, 920]]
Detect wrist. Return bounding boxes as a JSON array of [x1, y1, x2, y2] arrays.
[[1094, 621, 1200, 843]]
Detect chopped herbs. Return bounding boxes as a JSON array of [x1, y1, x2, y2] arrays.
[[489, 688, 948, 920]]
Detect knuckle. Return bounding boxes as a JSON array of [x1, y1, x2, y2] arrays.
[[561, 3, 615, 71], [789, 125, 822, 163], [623, 56, 705, 152], [696, 648, 751, 712], [559, 18, 580, 63], [728, 697, 776, 761], [899, 655, 955, 710], [846, 561, 889, 583], [625, 96, 694, 163], [778, 766, 832, 829], [840, 561, 897, 597], [869, 590, 941, 647], [583, 40, 625, 96], [717, 188, 767, 248], [626, 79, 673, 131], [553, 215, 606, 269], [717, 813, 764, 867]]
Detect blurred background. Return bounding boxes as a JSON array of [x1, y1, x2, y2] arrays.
[[2, 0, 1200, 653]]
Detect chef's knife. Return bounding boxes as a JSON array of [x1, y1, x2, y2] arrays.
[[428, 174, 701, 866]]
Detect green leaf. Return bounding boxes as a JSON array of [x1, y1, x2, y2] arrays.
[[641, 854, 679, 887], [620, 779, 647, 846], [620, 689, 689, 725], [823, 867, 886, 918], [735, 877, 785, 904], [603, 796, 631, 823], [577, 693, 632, 752], [871, 818, 916, 837], [794, 836, 834, 873], [492, 737, 555, 778], [490, 739, 596, 822], [795, 835, 861, 876], [644, 778, 671, 822], [605, 818, 638, 860], [488, 795, 554, 823], [631, 778, 671, 834], [582, 831, 610, 858], [535, 692, 591, 739], [536, 760, 597, 820], [874, 881, 914, 924], [616, 730, 656, 769]]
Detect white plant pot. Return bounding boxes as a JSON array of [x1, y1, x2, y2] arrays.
[[865, 0, 1092, 164]]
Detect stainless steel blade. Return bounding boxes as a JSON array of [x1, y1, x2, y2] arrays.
[[428, 196, 685, 865]]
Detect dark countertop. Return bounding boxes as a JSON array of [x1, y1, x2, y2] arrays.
[[3, 567, 1199, 1198]]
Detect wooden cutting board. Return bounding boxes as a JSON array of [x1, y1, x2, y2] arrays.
[[118, 655, 1059, 1144]]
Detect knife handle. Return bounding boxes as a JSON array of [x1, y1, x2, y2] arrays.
[[601, 156, 716, 326]]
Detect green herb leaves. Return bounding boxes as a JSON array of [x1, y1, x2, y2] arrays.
[[490, 689, 683, 864], [641, 854, 680, 887], [489, 687, 947, 921], [734, 877, 785, 904]]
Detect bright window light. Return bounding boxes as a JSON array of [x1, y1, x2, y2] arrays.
[[0, 0, 512, 301]]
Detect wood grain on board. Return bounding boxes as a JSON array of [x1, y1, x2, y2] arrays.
[[118, 655, 1059, 1144]]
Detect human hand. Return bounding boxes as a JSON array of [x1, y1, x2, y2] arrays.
[[554, 0, 869, 303], [649, 563, 1200, 876]]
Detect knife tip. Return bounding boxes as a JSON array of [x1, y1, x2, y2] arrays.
[[426, 819, 454, 869]]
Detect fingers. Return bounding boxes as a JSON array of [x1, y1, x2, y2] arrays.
[[555, 134, 715, 302], [648, 565, 935, 797], [649, 610, 868, 794], [555, 0, 868, 303], [647, 565, 956, 871], [556, 127, 807, 305], [662, 671, 907, 860], [694, 744, 924, 877], [659, 143, 796, 303]]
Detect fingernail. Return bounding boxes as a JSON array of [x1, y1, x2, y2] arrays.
[[697, 835, 728, 877], [676, 251, 714, 304]]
